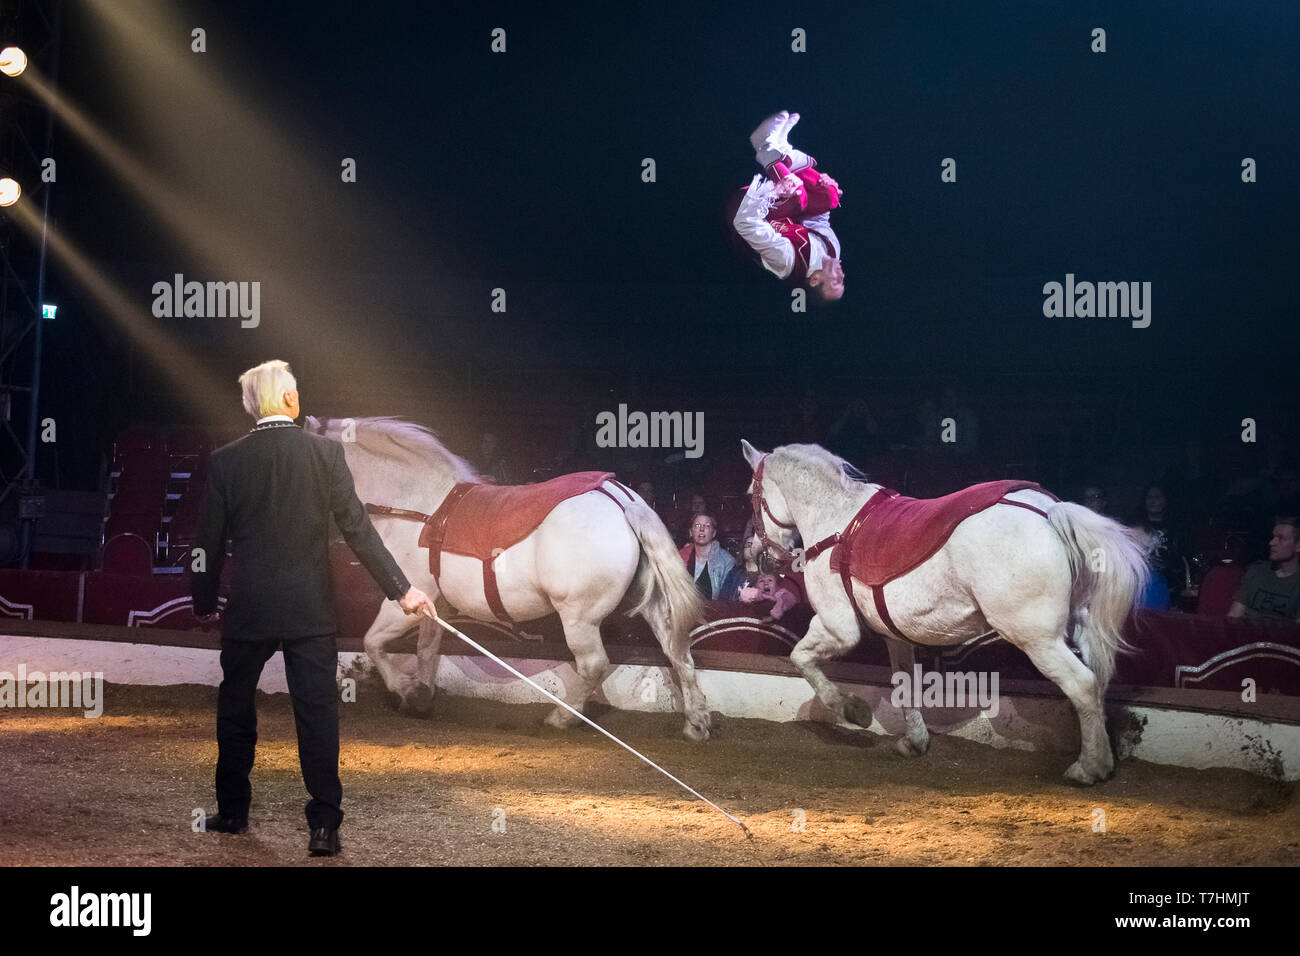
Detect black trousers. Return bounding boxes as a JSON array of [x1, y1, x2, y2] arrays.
[[215, 632, 344, 830]]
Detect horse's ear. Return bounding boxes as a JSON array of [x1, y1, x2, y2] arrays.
[[304, 415, 320, 433], [740, 439, 765, 471]]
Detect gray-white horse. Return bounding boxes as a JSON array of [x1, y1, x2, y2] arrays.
[[742, 440, 1149, 784], [309, 416, 712, 741]]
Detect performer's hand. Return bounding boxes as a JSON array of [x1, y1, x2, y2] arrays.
[[399, 586, 438, 620], [820, 173, 842, 197]]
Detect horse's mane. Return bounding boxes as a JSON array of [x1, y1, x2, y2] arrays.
[[773, 443, 874, 496], [327, 416, 479, 483]]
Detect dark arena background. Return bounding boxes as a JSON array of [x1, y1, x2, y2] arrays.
[[0, 0, 1295, 933]]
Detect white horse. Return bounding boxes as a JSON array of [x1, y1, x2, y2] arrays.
[[741, 440, 1149, 784], [308, 416, 712, 741]]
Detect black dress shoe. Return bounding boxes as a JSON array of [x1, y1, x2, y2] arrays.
[[205, 812, 248, 834], [308, 827, 341, 856]]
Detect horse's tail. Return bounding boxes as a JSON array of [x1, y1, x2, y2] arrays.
[[1046, 502, 1150, 691], [622, 498, 704, 663]]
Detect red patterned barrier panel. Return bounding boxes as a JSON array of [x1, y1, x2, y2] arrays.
[[1, 559, 1297, 696]]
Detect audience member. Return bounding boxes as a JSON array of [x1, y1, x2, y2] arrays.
[[720, 533, 764, 601], [1227, 517, 1300, 624], [678, 513, 736, 600], [1126, 482, 1188, 594], [1081, 484, 1110, 517]]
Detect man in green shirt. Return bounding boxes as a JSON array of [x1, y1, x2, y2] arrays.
[[1228, 517, 1300, 623]]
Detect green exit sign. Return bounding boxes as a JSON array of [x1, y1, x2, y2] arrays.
[[41, 304, 56, 319]]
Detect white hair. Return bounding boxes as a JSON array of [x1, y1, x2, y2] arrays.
[[237, 359, 297, 420]]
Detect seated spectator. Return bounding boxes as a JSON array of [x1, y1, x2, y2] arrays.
[[678, 513, 736, 600], [742, 573, 804, 621], [1126, 482, 1188, 594], [671, 491, 710, 543], [1227, 517, 1300, 624], [720, 533, 763, 601], [1081, 483, 1110, 517]]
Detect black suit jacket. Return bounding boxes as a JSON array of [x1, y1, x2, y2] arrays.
[[191, 420, 411, 641]]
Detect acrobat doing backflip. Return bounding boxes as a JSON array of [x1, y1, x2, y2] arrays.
[[730, 110, 845, 301]]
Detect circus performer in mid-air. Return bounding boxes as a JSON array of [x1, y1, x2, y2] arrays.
[[730, 110, 845, 301]]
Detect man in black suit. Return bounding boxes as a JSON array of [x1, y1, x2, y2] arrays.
[[192, 359, 436, 856]]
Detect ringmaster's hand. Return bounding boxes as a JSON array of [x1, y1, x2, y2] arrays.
[[399, 586, 438, 619]]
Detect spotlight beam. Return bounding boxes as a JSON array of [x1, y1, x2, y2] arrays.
[[7, 199, 231, 420]]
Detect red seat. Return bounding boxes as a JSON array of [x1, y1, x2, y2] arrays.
[[101, 533, 155, 575], [1196, 563, 1245, 617], [110, 485, 165, 517]]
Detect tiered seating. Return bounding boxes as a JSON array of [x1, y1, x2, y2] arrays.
[[166, 474, 204, 567], [101, 425, 215, 574]]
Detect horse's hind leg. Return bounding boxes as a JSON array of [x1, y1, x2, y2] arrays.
[[790, 615, 872, 728], [642, 609, 711, 742], [1012, 633, 1112, 785], [884, 638, 930, 756], [544, 617, 609, 730]]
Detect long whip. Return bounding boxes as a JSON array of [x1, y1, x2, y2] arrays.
[[427, 610, 753, 839]]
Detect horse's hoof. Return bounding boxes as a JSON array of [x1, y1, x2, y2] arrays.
[[842, 695, 873, 728], [403, 684, 435, 716], [894, 735, 929, 757], [1064, 760, 1103, 786], [543, 709, 575, 731], [386, 691, 403, 712], [683, 720, 711, 743], [398, 689, 434, 718]]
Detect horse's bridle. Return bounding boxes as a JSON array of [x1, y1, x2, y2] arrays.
[[749, 455, 800, 568], [750, 454, 854, 572]]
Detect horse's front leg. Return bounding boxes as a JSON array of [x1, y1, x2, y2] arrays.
[[790, 614, 872, 728], [361, 600, 422, 712], [399, 616, 444, 716], [883, 638, 931, 756]]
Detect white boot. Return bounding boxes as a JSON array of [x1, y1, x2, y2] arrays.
[[749, 111, 789, 153], [773, 111, 800, 153], [751, 111, 793, 167], [772, 112, 812, 170]]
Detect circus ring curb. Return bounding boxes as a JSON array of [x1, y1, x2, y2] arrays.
[[1, 616, 1296, 782]]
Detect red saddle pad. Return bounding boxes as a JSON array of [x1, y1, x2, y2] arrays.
[[421, 471, 617, 562], [830, 480, 1053, 587]]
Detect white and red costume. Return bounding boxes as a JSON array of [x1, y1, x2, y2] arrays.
[[730, 112, 842, 286]]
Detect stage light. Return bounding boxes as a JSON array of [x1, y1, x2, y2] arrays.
[[0, 47, 27, 78], [0, 178, 20, 206]]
